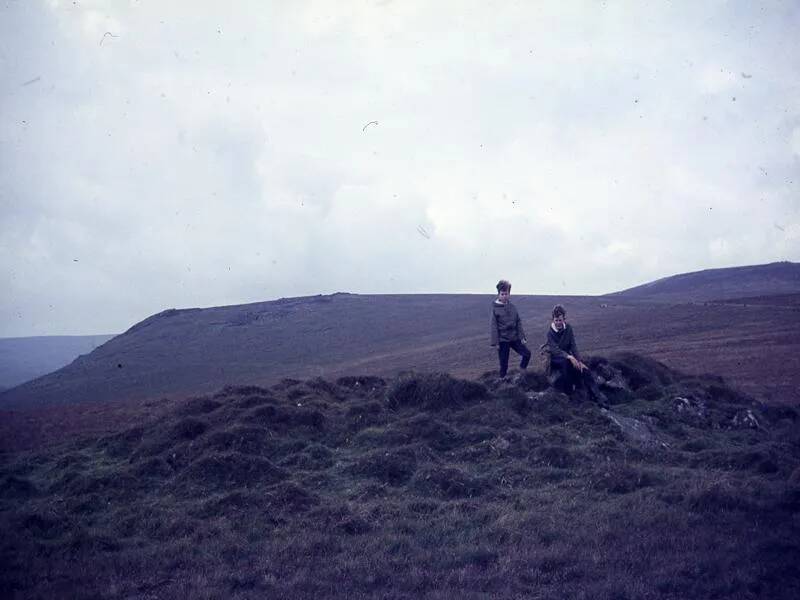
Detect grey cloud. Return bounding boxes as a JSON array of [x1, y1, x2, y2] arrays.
[[1, 1, 799, 335]]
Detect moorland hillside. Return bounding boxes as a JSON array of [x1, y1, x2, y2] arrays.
[[612, 261, 800, 302], [1, 354, 798, 599], [0, 263, 800, 418], [3, 289, 800, 416]]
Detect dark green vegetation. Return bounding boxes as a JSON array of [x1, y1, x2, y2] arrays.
[[2, 354, 799, 599]]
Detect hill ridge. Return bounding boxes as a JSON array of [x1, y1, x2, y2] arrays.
[[4, 262, 800, 411], [612, 260, 800, 301]]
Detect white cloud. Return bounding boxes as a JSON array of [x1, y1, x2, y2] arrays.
[[1, 1, 799, 335], [697, 65, 739, 95], [791, 127, 800, 158]]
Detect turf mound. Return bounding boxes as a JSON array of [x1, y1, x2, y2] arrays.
[[387, 372, 489, 410], [1, 354, 799, 599], [178, 452, 286, 490]]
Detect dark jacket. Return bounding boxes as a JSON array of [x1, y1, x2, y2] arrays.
[[490, 300, 526, 345], [545, 323, 580, 360]]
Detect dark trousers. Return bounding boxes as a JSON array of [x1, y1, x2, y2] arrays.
[[550, 357, 603, 400], [497, 340, 531, 377]]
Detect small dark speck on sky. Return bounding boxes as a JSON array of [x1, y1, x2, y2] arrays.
[[732, 97, 736, 101], [22, 76, 41, 86], [417, 225, 431, 239], [117, 363, 123, 369], [362, 120, 378, 132], [741, 72, 752, 79], [72, 259, 78, 262], [100, 32, 119, 46], [775, 224, 785, 232]]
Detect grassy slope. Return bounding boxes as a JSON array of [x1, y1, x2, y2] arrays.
[[2, 355, 799, 599], [2, 294, 799, 456], [610, 261, 800, 302], [3, 293, 800, 414]]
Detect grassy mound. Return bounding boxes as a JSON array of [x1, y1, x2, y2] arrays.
[[387, 372, 488, 410], [1, 355, 799, 599]]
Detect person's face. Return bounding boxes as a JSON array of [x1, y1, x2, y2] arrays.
[[498, 290, 510, 303], [553, 314, 566, 330]]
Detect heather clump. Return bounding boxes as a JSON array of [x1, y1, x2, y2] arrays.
[[386, 372, 488, 410], [178, 396, 223, 416], [1, 355, 799, 599]]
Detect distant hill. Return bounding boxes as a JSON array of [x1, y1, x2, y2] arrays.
[[0, 334, 116, 390], [611, 261, 800, 301], [0, 293, 513, 409], [3, 262, 800, 412]]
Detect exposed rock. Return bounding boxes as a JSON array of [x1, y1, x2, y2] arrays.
[[731, 409, 761, 429], [594, 362, 630, 392], [603, 410, 663, 447]]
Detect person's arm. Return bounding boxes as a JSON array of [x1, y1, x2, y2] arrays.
[[490, 309, 499, 346], [517, 312, 527, 344], [567, 327, 580, 360], [567, 327, 587, 370]]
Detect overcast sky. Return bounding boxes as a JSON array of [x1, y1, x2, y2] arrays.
[[1, 1, 799, 336]]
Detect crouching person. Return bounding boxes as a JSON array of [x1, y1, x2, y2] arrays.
[[544, 304, 608, 407], [490, 279, 531, 378]]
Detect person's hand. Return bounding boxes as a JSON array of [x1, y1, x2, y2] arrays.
[[572, 359, 588, 372], [568, 355, 580, 369], [521, 338, 527, 345]]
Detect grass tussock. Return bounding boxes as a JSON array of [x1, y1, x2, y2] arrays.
[[1, 355, 799, 599], [387, 372, 488, 410]]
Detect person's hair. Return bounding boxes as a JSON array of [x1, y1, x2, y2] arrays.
[[496, 280, 511, 293], [552, 304, 566, 319]]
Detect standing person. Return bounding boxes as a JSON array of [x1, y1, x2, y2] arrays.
[[489, 280, 531, 378], [544, 304, 608, 407]]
